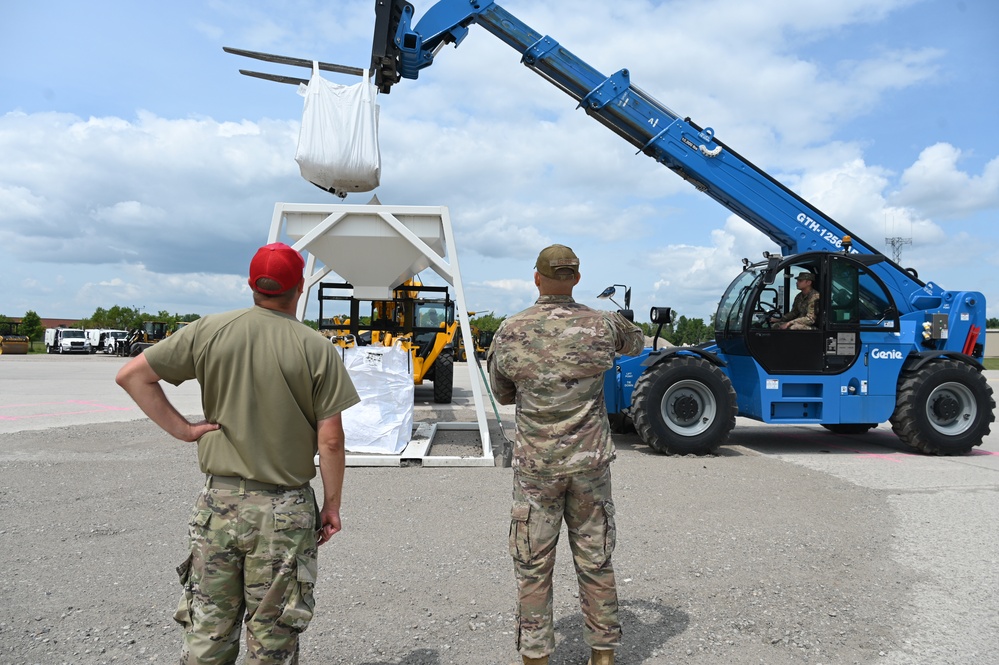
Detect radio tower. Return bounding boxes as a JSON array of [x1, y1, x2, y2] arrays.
[[885, 215, 912, 264], [885, 236, 911, 263]]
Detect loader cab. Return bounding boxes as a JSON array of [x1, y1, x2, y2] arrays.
[[412, 298, 454, 355], [715, 252, 900, 374], [142, 320, 170, 342]]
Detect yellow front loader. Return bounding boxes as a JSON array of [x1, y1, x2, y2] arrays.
[[0, 321, 30, 354], [121, 320, 171, 356], [454, 313, 491, 362], [318, 279, 458, 403]]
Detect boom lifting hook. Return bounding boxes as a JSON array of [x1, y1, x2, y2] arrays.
[[697, 127, 722, 157]]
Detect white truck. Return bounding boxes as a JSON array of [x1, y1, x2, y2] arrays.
[[84, 328, 128, 354], [44, 328, 91, 354]]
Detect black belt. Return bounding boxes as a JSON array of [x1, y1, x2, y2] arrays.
[[205, 475, 306, 492]]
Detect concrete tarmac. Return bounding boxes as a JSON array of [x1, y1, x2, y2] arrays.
[[1, 354, 997, 664]]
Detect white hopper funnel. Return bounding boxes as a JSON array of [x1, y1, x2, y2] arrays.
[[277, 205, 446, 299]]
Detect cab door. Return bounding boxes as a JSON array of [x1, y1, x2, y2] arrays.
[[822, 256, 864, 372], [827, 255, 902, 403], [746, 254, 882, 375], [746, 258, 829, 374]]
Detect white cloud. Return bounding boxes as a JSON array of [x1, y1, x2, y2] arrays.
[[0, 110, 309, 274], [0, 183, 46, 221], [893, 143, 999, 219], [643, 218, 774, 318], [74, 265, 250, 316], [482, 278, 535, 293], [796, 158, 945, 247]]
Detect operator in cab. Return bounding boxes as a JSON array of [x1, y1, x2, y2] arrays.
[[772, 272, 820, 330]]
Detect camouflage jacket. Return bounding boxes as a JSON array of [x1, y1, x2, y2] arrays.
[[779, 290, 820, 328], [487, 295, 645, 477]]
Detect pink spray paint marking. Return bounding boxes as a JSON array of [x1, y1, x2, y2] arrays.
[[820, 442, 911, 463], [776, 430, 913, 463]]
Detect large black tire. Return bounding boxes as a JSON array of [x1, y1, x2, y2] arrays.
[[821, 423, 878, 435], [631, 356, 737, 455], [890, 360, 995, 455], [432, 351, 454, 404]]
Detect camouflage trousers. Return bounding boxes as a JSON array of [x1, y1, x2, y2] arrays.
[[510, 466, 621, 658], [174, 484, 318, 665]]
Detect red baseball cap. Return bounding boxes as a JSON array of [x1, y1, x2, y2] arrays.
[[249, 243, 305, 294]]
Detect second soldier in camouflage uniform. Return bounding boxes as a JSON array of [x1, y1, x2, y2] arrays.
[[773, 271, 821, 330], [488, 244, 645, 665]]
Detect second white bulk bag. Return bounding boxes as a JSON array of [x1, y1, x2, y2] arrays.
[[340, 343, 413, 454]]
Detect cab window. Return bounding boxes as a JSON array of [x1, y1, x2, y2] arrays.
[[828, 257, 897, 331]]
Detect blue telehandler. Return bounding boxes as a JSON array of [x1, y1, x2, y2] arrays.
[[228, 0, 994, 455]]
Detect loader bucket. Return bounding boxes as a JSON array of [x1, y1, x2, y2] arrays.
[[0, 334, 30, 354]]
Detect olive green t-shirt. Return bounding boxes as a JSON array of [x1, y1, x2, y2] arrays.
[[143, 306, 360, 486]]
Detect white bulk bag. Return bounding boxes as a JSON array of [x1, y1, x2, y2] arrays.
[[340, 343, 414, 454], [295, 63, 380, 193]]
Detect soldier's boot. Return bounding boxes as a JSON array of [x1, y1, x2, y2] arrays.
[[586, 648, 614, 665], [522, 656, 549, 665]]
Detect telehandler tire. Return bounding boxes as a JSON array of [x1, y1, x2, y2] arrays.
[[433, 351, 454, 404], [890, 359, 995, 455], [631, 356, 736, 455]]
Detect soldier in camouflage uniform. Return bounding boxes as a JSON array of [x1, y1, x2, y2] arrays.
[[117, 243, 360, 664], [773, 271, 821, 330], [488, 244, 645, 665]]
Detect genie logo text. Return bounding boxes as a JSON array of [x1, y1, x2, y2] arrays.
[[871, 348, 903, 360]]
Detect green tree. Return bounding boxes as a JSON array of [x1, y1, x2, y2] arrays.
[[20, 310, 43, 351], [80, 305, 144, 330], [79, 306, 206, 332], [0, 314, 10, 346], [115, 306, 144, 330], [988, 317, 999, 329], [639, 315, 676, 343], [469, 312, 506, 333], [670, 315, 712, 346], [146, 310, 177, 327]]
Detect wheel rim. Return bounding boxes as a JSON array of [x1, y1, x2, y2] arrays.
[[925, 381, 977, 436], [660, 379, 717, 436]]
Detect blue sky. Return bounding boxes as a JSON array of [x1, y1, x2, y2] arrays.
[[1, 0, 997, 324]]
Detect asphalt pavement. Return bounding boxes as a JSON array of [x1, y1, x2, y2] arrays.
[[1, 354, 997, 664]]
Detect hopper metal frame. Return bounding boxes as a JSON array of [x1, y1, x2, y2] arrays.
[[267, 202, 494, 467]]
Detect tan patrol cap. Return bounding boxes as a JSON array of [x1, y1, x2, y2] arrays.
[[535, 244, 580, 280]]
